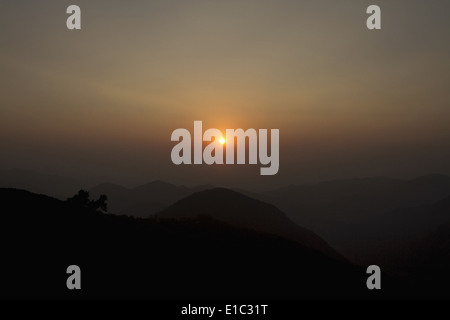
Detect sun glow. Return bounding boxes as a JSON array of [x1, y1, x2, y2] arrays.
[[219, 138, 226, 144]]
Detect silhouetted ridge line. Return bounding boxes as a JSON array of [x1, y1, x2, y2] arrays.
[[157, 187, 344, 261], [1, 188, 391, 300]]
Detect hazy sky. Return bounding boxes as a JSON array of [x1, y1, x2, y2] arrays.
[[1, 1, 450, 189]]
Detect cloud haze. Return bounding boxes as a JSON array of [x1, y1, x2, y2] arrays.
[[1, 1, 449, 189]]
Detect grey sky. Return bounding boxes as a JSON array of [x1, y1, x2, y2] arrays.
[[1, 1, 449, 189]]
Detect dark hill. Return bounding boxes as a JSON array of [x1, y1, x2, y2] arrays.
[[260, 175, 450, 264], [384, 221, 450, 299], [352, 195, 450, 275], [157, 188, 342, 261], [0, 188, 401, 300]]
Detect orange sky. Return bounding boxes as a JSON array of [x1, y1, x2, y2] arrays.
[[1, 1, 450, 189]]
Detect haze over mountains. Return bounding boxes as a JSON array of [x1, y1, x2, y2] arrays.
[[157, 188, 343, 261], [350, 195, 450, 271], [0, 169, 83, 199], [90, 181, 214, 217], [258, 174, 450, 264], [89, 173, 450, 280], [3, 168, 450, 281], [2, 186, 449, 299], [0, 188, 376, 299]]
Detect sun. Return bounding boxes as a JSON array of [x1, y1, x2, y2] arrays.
[[219, 138, 226, 144]]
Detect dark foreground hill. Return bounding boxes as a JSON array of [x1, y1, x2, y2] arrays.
[[156, 188, 343, 261], [261, 174, 450, 264], [409, 223, 450, 292], [0, 188, 405, 300], [342, 195, 450, 268], [386, 221, 450, 294]]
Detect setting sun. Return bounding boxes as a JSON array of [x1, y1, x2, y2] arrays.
[[219, 138, 226, 144]]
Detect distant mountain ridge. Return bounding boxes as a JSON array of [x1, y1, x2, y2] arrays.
[[4, 168, 450, 269], [256, 174, 450, 258], [346, 194, 450, 269], [90, 180, 213, 217], [0, 169, 83, 199], [1, 188, 380, 300], [156, 188, 344, 261]]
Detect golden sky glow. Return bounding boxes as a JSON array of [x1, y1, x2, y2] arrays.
[[0, 1, 450, 188]]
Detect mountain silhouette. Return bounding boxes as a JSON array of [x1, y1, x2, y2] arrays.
[[156, 188, 344, 261], [89, 180, 213, 217], [0, 168, 82, 199], [349, 195, 450, 273], [89, 175, 450, 268], [1, 188, 396, 300], [259, 175, 450, 262], [4, 171, 450, 300], [266, 175, 450, 225]]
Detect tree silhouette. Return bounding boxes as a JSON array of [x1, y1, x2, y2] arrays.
[[66, 190, 108, 213], [92, 194, 108, 212]]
